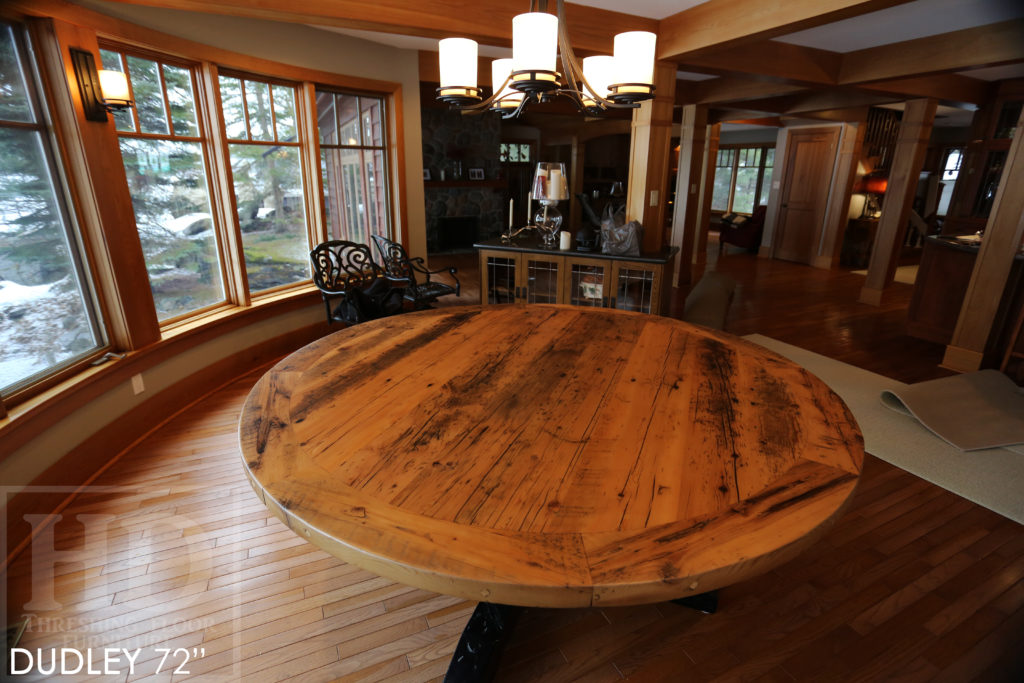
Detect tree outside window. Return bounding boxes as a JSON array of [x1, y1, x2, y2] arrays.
[[713, 145, 774, 214], [316, 91, 391, 244], [100, 48, 225, 322], [1, 23, 104, 394], [220, 74, 309, 293]]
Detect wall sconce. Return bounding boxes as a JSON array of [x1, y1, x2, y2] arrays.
[[69, 48, 134, 122]]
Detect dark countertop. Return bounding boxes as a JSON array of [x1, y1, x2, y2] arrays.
[[474, 234, 679, 264], [927, 234, 1024, 261]]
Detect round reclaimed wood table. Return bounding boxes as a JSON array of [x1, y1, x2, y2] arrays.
[[239, 304, 864, 609]]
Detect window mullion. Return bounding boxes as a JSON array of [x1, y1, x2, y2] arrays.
[[201, 62, 251, 306], [298, 81, 326, 250]]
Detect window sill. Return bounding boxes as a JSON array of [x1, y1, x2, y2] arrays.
[[1, 285, 322, 456]]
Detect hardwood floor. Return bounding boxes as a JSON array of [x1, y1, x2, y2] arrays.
[[4, 247, 1022, 682]]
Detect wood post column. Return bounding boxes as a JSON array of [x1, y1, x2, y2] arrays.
[[858, 98, 936, 306], [669, 104, 709, 287], [626, 61, 677, 253], [943, 106, 1024, 372]]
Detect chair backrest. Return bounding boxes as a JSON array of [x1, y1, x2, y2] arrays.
[[371, 235, 415, 284], [310, 241, 382, 294]]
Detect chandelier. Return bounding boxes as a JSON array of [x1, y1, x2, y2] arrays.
[[436, 0, 656, 118]]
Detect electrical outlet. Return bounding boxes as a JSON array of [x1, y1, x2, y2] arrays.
[[131, 373, 144, 395]]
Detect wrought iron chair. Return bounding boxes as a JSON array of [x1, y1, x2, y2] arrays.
[[309, 240, 404, 325], [371, 235, 460, 309]]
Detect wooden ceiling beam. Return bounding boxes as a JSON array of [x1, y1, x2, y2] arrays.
[[681, 77, 807, 106], [678, 40, 841, 86], [103, 0, 657, 53], [859, 74, 993, 107], [657, 0, 914, 61], [839, 19, 1024, 84]]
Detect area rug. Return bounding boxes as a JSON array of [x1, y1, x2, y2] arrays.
[[881, 370, 1024, 451], [851, 264, 918, 284], [743, 334, 1024, 524]]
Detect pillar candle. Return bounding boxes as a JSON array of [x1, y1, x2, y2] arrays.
[[559, 230, 571, 250]]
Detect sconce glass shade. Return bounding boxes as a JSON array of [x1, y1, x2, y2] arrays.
[[531, 162, 568, 202], [97, 69, 132, 108], [512, 12, 558, 85], [490, 58, 524, 112], [611, 31, 656, 100], [438, 38, 481, 103], [582, 55, 614, 108]]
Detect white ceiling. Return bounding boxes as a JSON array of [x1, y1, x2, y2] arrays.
[[569, 0, 705, 21]]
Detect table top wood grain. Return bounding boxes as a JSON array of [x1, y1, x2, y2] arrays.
[[240, 305, 864, 607]]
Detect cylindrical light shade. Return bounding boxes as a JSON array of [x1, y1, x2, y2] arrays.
[[491, 58, 523, 111], [582, 55, 614, 106], [612, 31, 656, 94], [512, 12, 558, 81], [98, 69, 131, 107], [438, 38, 479, 97]]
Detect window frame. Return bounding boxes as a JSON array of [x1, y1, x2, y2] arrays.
[[0, 20, 109, 402], [216, 67, 319, 300], [713, 143, 775, 215], [98, 42, 233, 326], [316, 88, 394, 246]]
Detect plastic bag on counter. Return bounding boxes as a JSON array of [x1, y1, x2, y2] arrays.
[[600, 203, 642, 256]]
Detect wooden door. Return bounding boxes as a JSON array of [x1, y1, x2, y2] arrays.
[[774, 128, 839, 264]]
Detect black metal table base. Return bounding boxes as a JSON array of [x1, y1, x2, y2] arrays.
[[444, 602, 522, 683], [671, 590, 719, 614], [443, 591, 718, 682]]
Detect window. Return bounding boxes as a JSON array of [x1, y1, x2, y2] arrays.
[[711, 149, 735, 211], [758, 148, 775, 207], [499, 143, 531, 163], [712, 145, 774, 214], [100, 48, 225, 322], [937, 147, 963, 217], [316, 91, 391, 244], [0, 23, 104, 395], [220, 73, 309, 293]]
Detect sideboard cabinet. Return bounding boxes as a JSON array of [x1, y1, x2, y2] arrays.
[[475, 236, 678, 315]]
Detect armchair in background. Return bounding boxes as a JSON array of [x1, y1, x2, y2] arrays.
[[718, 205, 767, 254], [310, 240, 404, 325], [372, 235, 460, 309]]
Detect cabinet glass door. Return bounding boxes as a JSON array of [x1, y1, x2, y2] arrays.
[[525, 256, 561, 303], [566, 259, 610, 307], [613, 263, 658, 314], [485, 255, 517, 304]]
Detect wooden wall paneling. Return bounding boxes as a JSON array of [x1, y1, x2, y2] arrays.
[[816, 122, 864, 269], [669, 104, 709, 287], [31, 18, 161, 351], [943, 106, 1024, 372], [199, 62, 251, 306], [626, 61, 677, 253], [859, 98, 936, 305]]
